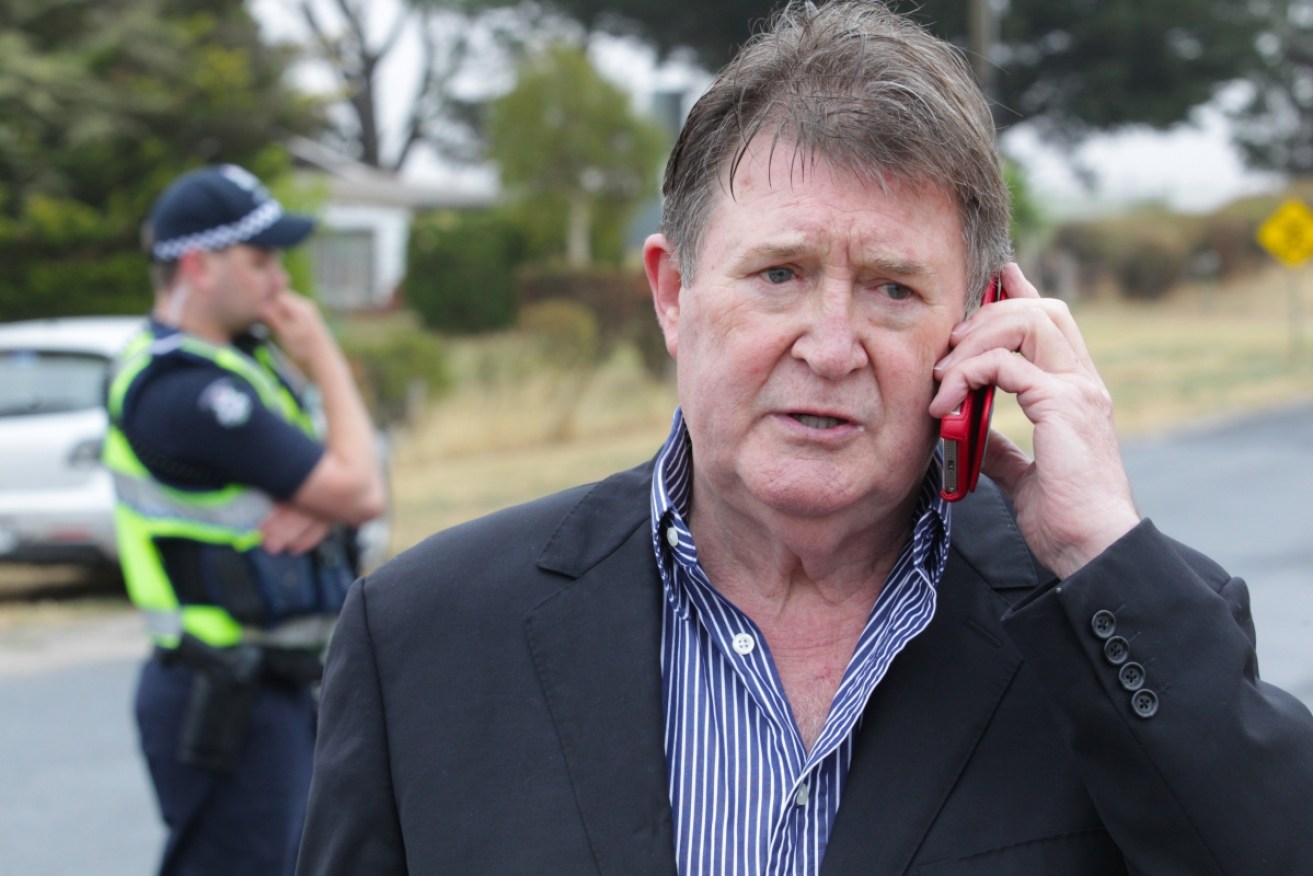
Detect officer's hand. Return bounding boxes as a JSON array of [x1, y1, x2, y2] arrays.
[[260, 291, 337, 378], [260, 502, 332, 555], [929, 262, 1140, 578]]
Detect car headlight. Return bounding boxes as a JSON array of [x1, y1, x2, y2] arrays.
[[68, 437, 105, 469]]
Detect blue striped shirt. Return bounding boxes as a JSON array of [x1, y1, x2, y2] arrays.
[[650, 408, 951, 875]]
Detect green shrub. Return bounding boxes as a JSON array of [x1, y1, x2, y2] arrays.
[[517, 265, 668, 377], [402, 210, 525, 334], [1051, 211, 1196, 301], [1046, 182, 1313, 302], [1203, 184, 1313, 280], [1115, 230, 1190, 301], [518, 299, 601, 371], [0, 155, 321, 322], [341, 328, 453, 427], [0, 195, 148, 321]]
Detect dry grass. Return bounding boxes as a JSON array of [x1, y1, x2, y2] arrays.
[[992, 266, 1313, 446], [389, 342, 677, 550], [385, 265, 1313, 558]]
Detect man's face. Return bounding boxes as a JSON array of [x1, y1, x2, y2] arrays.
[[647, 140, 970, 525], [207, 244, 289, 334]]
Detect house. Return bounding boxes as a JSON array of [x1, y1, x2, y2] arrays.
[[289, 138, 497, 312]]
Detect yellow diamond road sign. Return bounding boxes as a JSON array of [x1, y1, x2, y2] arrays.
[[1257, 199, 1313, 268]]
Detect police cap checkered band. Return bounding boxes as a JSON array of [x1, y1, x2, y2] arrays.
[[148, 164, 315, 261]]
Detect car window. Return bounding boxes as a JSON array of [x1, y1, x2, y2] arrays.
[[0, 350, 109, 416]]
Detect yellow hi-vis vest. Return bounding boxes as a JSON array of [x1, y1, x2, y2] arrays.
[[103, 329, 324, 649]]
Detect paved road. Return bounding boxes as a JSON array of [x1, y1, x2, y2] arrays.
[[1, 401, 1311, 875], [1121, 400, 1313, 706]]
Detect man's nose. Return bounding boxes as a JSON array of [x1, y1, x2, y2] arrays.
[[792, 285, 869, 379], [272, 261, 289, 292]]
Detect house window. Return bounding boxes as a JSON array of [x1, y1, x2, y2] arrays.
[[311, 230, 375, 311]]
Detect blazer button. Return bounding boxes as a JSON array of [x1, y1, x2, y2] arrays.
[[1131, 689, 1159, 718], [1118, 661, 1146, 691], [1091, 610, 1117, 640], [1103, 636, 1130, 665]]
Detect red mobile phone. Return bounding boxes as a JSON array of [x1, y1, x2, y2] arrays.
[[939, 278, 1005, 502]]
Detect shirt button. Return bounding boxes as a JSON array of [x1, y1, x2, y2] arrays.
[[1091, 610, 1117, 640], [1131, 689, 1159, 719], [1103, 636, 1130, 665], [666, 526, 680, 548], [794, 782, 810, 807], [732, 633, 756, 655]]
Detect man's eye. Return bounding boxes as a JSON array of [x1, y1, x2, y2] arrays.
[[880, 282, 914, 301], [763, 267, 794, 284]]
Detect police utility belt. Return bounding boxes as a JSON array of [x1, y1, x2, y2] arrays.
[[154, 530, 355, 634], [159, 632, 327, 773], [152, 531, 355, 680], [154, 534, 355, 772]]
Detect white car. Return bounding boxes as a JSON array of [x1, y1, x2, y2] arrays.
[[0, 316, 144, 570], [0, 315, 392, 576]]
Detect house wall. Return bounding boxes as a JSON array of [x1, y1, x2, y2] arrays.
[[312, 204, 413, 311]]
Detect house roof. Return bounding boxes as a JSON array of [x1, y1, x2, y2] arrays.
[[289, 137, 496, 211]]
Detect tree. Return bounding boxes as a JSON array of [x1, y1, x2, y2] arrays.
[[0, 0, 322, 320], [1230, 0, 1313, 174], [955, 0, 1267, 143], [529, 0, 1268, 144], [533, 0, 771, 70], [486, 43, 666, 267], [283, 0, 517, 170]]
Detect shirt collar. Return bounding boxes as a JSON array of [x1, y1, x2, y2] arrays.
[[649, 407, 953, 607]]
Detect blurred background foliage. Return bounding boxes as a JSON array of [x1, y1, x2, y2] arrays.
[[0, 0, 323, 321], [487, 42, 666, 269]]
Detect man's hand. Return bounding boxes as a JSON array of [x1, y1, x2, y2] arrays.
[[259, 290, 387, 527], [260, 502, 333, 555], [930, 263, 1141, 578], [259, 290, 337, 380]]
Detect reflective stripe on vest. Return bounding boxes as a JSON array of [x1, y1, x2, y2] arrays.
[[104, 328, 320, 648]]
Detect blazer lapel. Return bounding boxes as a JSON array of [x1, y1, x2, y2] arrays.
[[523, 468, 678, 876], [820, 482, 1041, 875]]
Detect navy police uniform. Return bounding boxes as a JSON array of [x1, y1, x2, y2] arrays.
[[124, 321, 326, 875], [106, 165, 351, 876]]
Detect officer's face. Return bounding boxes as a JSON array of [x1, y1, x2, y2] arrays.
[[210, 245, 290, 333]]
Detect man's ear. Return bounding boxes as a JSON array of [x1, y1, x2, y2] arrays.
[[643, 233, 682, 359], [174, 249, 212, 290]]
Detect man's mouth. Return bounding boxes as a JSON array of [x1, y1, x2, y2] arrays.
[[791, 413, 849, 429]]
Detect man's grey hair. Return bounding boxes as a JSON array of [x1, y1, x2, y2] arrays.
[[659, 0, 1012, 307]]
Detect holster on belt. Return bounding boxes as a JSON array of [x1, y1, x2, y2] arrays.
[[170, 634, 263, 772], [261, 646, 325, 686]]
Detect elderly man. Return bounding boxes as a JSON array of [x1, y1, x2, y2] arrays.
[[297, 2, 1313, 873]]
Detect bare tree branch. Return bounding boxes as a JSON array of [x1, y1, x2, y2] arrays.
[[289, 0, 496, 171]]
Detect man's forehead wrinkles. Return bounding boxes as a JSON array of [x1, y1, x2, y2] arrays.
[[738, 234, 932, 277]]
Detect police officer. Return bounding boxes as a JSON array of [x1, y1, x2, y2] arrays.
[[104, 164, 386, 876]]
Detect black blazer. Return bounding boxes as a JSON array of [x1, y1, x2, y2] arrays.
[[297, 463, 1313, 875]]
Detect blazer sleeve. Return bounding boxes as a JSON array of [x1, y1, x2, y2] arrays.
[[1001, 518, 1313, 876], [296, 580, 408, 876]]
